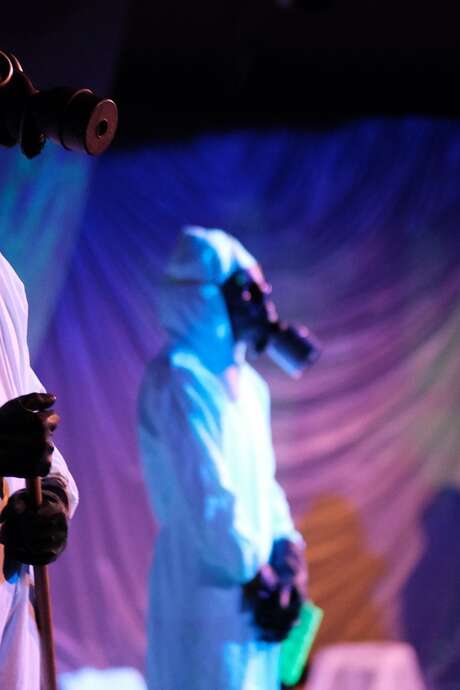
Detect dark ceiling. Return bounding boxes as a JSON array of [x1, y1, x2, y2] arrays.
[[2, 1, 460, 145]]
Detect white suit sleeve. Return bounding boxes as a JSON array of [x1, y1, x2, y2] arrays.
[[259, 379, 303, 546], [141, 367, 266, 585], [263, 383, 305, 544], [27, 368, 79, 518], [270, 479, 304, 545]]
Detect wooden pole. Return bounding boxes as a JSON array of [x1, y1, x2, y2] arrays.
[[26, 477, 58, 690]]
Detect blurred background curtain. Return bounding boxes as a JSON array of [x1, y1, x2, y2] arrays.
[[1, 117, 459, 689]]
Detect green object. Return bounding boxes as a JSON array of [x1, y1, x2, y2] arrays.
[[279, 601, 324, 686]]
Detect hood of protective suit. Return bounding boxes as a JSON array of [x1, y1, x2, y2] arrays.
[[159, 226, 257, 373]]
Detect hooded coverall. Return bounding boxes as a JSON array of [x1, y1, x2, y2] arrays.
[[138, 228, 300, 690], [0, 252, 78, 690]]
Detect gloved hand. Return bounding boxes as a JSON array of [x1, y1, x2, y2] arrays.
[[243, 540, 308, 643], [0, 483, 68, 565], [270, 538, 308, 599], [0, 393, 59, 478], [243, 563, 302, 643]]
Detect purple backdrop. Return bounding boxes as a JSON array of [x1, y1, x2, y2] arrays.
[[12, 119, 460, 688]]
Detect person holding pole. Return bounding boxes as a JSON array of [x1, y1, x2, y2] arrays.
[[0, 251, 78, 690]]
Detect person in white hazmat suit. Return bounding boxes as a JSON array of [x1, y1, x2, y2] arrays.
[[0, 252, 78, 690], [138, 227, 308, 690]]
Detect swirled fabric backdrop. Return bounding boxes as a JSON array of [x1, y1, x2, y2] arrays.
[[2, 118, 460, 689], [0, 147, 92, 354]]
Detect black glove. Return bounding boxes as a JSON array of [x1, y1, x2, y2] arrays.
[[242, 563, 302, 643], [270, 538, 308, 599], [243, 540, 308, 643], [0, 483, 68, 565], [0, 393, 59, 478]]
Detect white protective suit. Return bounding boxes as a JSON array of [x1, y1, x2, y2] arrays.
[[138, 227, 301, 690], [0, 252, 78, 690]]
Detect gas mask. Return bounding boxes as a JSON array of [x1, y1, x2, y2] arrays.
[[0, 50, 118, 158], [221, 268, 320, 378]]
